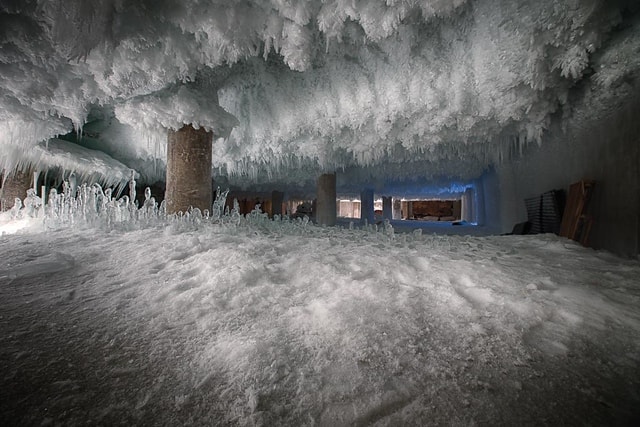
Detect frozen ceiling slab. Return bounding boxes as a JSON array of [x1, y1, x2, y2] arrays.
[[1, 137, 135, 193], [0, 0, 639, 189]]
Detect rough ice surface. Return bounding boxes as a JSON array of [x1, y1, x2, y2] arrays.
[[1, 1, 639, 188], [1, 138, 134, 194], [115, 84, 240, 139], [1, 195, 640, 425]]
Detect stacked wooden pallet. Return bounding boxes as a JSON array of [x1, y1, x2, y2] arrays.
[[559, 180, 596, 246]]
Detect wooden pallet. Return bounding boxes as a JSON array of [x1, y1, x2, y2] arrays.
[[559, 180, 595, 245]]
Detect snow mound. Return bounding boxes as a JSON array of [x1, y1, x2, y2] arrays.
[[1, 217, 639, 425]]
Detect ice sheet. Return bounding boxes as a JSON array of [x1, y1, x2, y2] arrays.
[[1, 213, 639, 425]]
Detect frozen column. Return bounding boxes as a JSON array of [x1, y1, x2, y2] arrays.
[[461, 187, 475, 223], [316, 173, 336, 226], [0, 169, 32, 211], [360, 188, 375, 225], [271, 191, 284, 218], [474, 177, 486, 226], [166, 124, 213, 214], [392, 198, 402, 219], [382, 196, 392, 220], [401, 200, 409, 219]]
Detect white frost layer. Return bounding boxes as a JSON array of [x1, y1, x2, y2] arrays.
[[0, 119, 73, 163], [1, 221, 639, 425], [115, 85, 239, 139], [0, 0, 638, 186], [1, 138, 135, 192]]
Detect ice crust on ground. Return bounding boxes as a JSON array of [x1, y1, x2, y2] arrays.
[[1, 196, 640, 425], [1, 1, 639, 187]]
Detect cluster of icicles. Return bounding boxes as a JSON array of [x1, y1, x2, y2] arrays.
[[7, 171, 244, 230], [5, 173, 486, 255], [7, 172, 403, 241], [6, 171, 339, 236]]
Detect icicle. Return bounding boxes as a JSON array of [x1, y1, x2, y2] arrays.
[[68, 172, 77, 199], [128, 170, 137, 209], [32, 171, 39, 192]]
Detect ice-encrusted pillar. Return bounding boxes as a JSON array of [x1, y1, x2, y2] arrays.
[[382, 196, 392, 220], [392, 198, 402, 219], [360, 188, 375, 225], [474, 178, 486, 226], [0, 169, 32, 211], [271, 191, 284, 218], [453, 200, 462, 220], [316, 173, 336, 226], [407, 201, 414, 219], [166, 124, 213, 214], [461, 187, 475, 223]]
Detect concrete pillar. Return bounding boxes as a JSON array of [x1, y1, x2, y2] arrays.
[[360, 188, 375, 225], [474, 178, 486, 226], [316, 173, 336, 226], [166, 124, 213, 214], [453, 200, 462, 220], [0, 169, 32, 211], [271, 191, 284, 217], [461, 187, 475, 223], [382, 196, 392, 220], [391, 198, 402, 219]]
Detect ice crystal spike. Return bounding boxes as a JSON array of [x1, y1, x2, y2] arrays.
[[129, 170, 137, 208], [24, 189, 43, 218], [212, 187, 230, 221]]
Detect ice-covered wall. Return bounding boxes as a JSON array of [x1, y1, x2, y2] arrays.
[[495, 83, 640, 257]]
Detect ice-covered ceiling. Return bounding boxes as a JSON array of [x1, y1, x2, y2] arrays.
[[1, 0, 639, 192]]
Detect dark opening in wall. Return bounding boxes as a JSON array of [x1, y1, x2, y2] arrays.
[[406, 200, 461, 221]]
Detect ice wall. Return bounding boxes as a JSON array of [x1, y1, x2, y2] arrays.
[[495, 84, 640, 257]]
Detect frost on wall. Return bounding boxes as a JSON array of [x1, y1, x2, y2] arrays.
[[0, 0, 638, 188]]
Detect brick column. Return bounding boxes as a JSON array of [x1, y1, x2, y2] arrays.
[[0, 170, 32, 211], [166, 124, 213, 214], [316, 173, 336, 226], [360, 188, 374, 225], [382, 196, 392, 220], [271, 191, 284, 218]]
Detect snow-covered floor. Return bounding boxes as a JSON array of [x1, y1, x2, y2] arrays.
[[1, 215, 640, 426]]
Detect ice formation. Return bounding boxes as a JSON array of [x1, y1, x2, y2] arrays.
[[0, 0, 639, 188], [1, 138, 135, 196], [2, 173, 340, 240]]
